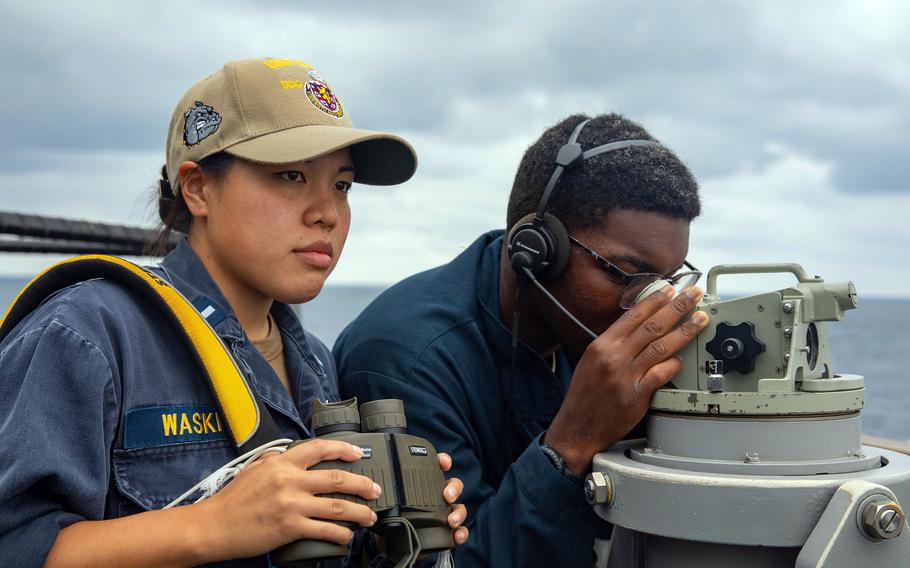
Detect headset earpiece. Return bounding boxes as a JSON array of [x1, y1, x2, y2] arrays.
[[536, 213, 570, 282], [507, 213, 571, 283], [507, 214, 546, 276]]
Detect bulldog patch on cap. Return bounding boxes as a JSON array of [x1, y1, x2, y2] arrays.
[[183, 101, 222, 146]]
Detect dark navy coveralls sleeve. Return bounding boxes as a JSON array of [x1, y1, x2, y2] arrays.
[[335, 232, 605, 567], [0, 240, 342, 568], [0, 312, 119, 565]]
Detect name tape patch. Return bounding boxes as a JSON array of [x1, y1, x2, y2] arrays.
[[124, 405, 228, 449]]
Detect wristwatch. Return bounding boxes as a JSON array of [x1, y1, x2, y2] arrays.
[[540, 440, 584, 482]]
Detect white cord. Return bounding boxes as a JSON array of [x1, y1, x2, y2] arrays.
[[434, 550, 455, 568], [163, 438, 294, 509]]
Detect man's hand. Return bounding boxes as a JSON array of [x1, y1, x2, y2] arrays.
[[438, 452, 469, 545], [545, 285, 709, 475]]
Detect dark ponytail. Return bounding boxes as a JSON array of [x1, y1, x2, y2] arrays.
[[144, 153, 235, 256]]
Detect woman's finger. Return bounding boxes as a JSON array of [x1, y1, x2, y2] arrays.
[[299, 469, 382, 501], [305, 496, 377, 528], [284, 438, 363, 469], [295, 517, 356, 545]]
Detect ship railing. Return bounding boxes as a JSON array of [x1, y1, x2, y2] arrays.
[[0, 210, 176, 256]]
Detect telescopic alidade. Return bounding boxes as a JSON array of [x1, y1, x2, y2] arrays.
[[587, 264, 910, 567]]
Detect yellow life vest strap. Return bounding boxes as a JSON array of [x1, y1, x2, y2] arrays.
[[0, 254, 282, 452]]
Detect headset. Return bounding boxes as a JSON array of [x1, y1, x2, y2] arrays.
[[506, 118, 662, 341]]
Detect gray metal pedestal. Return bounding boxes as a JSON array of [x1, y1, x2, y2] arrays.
[[593, 440, 910, 568]]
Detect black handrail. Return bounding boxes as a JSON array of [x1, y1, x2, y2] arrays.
[[0, 211, 177, 256]]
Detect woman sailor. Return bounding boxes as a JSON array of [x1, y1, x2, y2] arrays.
[[0, 57, 468, 567]]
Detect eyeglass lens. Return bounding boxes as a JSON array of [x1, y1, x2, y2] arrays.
[[619, 271, 701, 309]]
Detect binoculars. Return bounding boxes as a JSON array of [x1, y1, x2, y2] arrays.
[[271, 398, 455, 567]]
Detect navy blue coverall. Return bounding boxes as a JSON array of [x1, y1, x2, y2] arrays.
[[0, 240, 339, 567], [335, 231, 608, 567]]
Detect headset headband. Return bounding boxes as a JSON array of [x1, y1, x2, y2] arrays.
[[534, 118, 662, 222]]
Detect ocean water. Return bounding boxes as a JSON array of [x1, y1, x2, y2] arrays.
[[2, 276, 908, 441]]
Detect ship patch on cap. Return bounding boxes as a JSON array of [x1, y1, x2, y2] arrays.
[[183, 101, 222, 146], [304, 70, 344, 118]]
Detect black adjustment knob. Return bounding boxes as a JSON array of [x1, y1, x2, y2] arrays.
[[706, 322, 765, 375], [720, 338, 745, 359]]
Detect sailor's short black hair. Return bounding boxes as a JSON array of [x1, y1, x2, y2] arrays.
[[506, 113, 701, 232]]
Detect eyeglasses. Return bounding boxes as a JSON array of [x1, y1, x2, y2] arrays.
[[568, 235, 702, 309]]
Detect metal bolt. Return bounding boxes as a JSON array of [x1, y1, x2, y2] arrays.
[[710, 307, 718, 314], [707, 374, 725, 393], [881, 510, 900, 532], [774, 321, 782, 328], [584, 471, 614, 506], [721, 338, 745, 359], [757, 304, 765, 312], [861, 499, 905, 540], [783, 327, 793, 338], [783, 302, 794, 313]]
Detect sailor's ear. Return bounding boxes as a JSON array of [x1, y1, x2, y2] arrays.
[[178, 161, 210, 219]]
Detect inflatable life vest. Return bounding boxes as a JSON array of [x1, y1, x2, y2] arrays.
[[0, 254, 283, 453]]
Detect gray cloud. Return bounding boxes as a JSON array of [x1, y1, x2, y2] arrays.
[[1, 0, 909, 296], [2, 1, 906, 195]]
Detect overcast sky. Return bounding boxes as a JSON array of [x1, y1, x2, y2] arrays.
[[1, 0, 908, 299]]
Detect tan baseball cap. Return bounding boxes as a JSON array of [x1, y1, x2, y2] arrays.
[[166, 57, 417, 189]]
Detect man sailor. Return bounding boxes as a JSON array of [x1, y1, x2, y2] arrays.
[[334, 113, 708, 566]]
